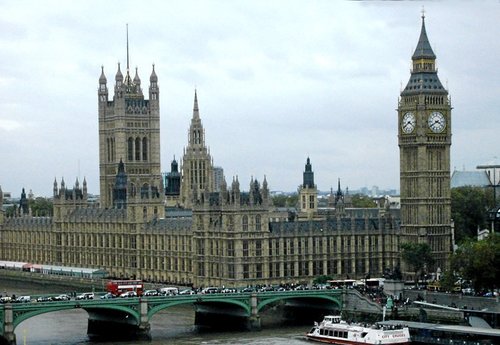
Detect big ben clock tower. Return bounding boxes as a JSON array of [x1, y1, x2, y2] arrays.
[[398, 14, 453, 274]]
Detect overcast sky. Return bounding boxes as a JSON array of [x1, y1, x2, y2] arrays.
[[0, 1, 499, 197]]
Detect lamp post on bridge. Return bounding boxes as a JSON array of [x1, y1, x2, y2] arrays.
[[476, 163, 500, 233]]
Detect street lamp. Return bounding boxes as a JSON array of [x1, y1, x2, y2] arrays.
[[476, 163, 500, 233]]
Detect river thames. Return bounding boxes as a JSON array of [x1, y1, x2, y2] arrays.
[[1, 279, 311, 345]]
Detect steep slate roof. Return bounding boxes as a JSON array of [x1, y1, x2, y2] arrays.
[[451, 170, 491, 188], [412, 16, 436, 60]]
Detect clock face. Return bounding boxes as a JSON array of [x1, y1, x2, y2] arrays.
[[401, 112, 416, 134], [428, 111, 446, 133]]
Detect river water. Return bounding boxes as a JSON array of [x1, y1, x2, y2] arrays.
[[1, 280, 311, 345]]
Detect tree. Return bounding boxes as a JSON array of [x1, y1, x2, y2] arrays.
[[450, 233, 499, 291], [351, 194, 377, 208], [451, 186, 493, 244], [29, 197, 53, 216], [271, 193, 298, 208], [313, 275, 333, 285], [439, 269, 458, 293], [401, 242, 435, 282]]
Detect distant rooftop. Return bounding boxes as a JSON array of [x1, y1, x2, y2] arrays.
[[451, 170, 490, 188]]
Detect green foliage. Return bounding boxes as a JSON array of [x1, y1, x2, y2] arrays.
[[5, 205, 17, 217], [313, 275, 332, 285], [272, 193, 298, 208], [29, 197, 53, 216], [351, 194, 377, 208], [439, 270, 458, 293], [400, 242, 435, 281], [450, 233, 500, 291], [451, 186, 492, 244]]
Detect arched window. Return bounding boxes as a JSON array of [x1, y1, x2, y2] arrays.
[[143, 206, 147, 219], [141, 183, 149, 199], [242, 215, 248, 231], [255, 215, 261, 231], [130, 183, 136, 197], [135, 137, 141, 161], [107, 138, 110, 162], [142, 137, 148, 161], [127, 137, 133, 161]]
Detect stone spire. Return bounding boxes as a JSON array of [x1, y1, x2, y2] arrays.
[[303, 157, 315, 188]]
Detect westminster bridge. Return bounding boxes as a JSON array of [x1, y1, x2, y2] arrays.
[[0, 289, 369, 345]]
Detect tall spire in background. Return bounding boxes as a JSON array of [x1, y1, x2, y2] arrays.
[[126, 23, 130, 72], [124, 24, 132, 86]]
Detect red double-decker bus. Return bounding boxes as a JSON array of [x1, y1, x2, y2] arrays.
[[106, 280, 144, 296]]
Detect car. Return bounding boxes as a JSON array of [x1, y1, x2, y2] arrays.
[[16, 295, 31, 303], [201, 287, 219, 294], [36, 296, 53, 302], [119, 291, 138, 298], [0, 296, 12, 303], [240, 287, 254, 293], [100, 292, 116, 299], [179, 289, 196, 295], [76, 292, 94, 300], [159, 287, 179, 296], [143, 290, 160, 296], [53, 294, 71, 301]]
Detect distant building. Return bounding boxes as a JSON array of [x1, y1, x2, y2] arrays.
[[213, 166, 224, 192], [451, 170, 490, 188]]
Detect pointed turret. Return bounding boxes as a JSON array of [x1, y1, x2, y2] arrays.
[[402, 14, 446, 96], [150, 64, 158, 83], [115, 63, 123, 84], [303, 157, 315, 188], [193, 89, 200, 119], [83, 177, 88, 199], [53, 177, 58, 197], [20, 188, 28, 215], [133, 67, 141, 86], [113, 159, 128, 209], [412, 14, 436, 61], [99, 66, 107, 84]]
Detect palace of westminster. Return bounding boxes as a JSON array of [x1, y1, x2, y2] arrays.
[[0, 16, 453, 288]]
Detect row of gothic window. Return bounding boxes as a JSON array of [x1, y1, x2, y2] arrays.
[[128, 137, 148, 161]]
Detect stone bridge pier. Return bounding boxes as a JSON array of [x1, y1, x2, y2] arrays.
[[1, 305, 16, 345]]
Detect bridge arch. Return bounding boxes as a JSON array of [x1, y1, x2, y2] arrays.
[[257, 294, 342, 313], [11, 303, 140, 330], [148, 297, 251, 319]]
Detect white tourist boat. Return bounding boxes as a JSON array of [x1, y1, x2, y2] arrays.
[[306, 315, 411, 345]]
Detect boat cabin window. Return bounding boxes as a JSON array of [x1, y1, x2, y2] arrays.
[[328, 330, 333, 336], [334, 331, 338, 337], [361, 332, 368, 338]]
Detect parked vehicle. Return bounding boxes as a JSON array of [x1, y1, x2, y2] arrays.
[[76, 292, 94, 300]]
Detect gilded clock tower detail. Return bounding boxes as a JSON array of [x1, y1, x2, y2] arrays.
[[398, 14, 453, 274]]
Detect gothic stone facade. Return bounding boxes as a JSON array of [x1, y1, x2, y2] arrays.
[[0, 15, 451, 287]]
